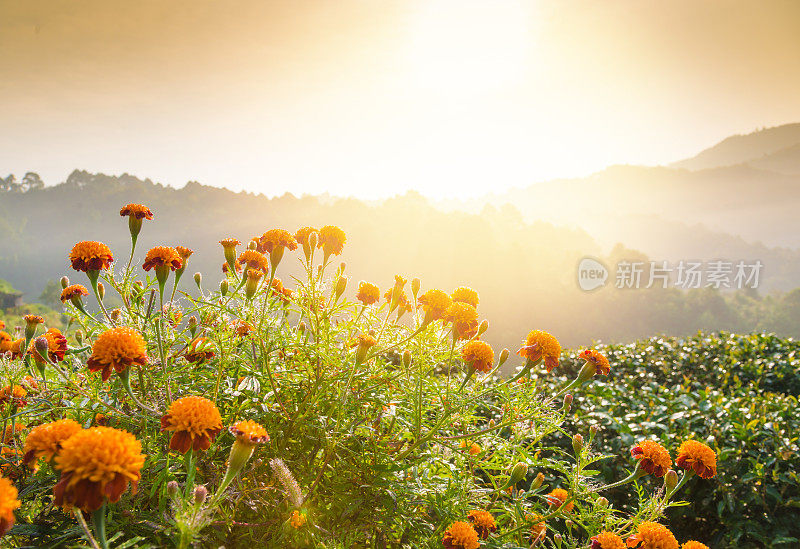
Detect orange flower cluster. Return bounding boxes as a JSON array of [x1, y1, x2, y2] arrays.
[[356, 281, 380, 306], [442, 521, 480, 549], [580, 349, 611, 376], [185, 337, 215, 364], [29, 328, 68, 364], [22, 419, 83, 470], [461, 340, 494, 373], [0, 474, 20, 537], [418, 289, 452, 325], [626, 522, 678, 549], [237, 250, 270, 274], [676, 440, 717, 479], [230, 420, 270, 446], [119, 203, 153, 220], [445, 302, 478, 340], [60, 284, 89, 303], [317, 225, 346, 258], [87, 327, 148, 381], [257, 229, 298, 254], [451, 287, 479, 308], [467, 509, 496, 539], [143, 246, 183, 272], [0, 385, 27, 407], [591, 532, 626, 549], [517, 330, 561, 372], [546, 488, 574, 512], [631, 440, 672, 478]]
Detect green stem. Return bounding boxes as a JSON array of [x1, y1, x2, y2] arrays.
[[90, 504, 109, 549]]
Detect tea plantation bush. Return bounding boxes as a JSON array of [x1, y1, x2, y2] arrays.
[[553, 332, 800, 547]]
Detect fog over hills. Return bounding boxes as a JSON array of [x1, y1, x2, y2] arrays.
[[2, 124, 800, 351]]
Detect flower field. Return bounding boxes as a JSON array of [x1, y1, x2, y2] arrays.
[[1, 205, 721, 548]]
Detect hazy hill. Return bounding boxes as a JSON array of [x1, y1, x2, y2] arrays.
[[672, 122, 800, 172], [3, 170, 799, 355]]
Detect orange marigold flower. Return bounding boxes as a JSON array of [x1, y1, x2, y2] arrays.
[[69, 241, 114, 272], [0, 320, 4, 329], [232, 319, 255, 337], [22, 419, 83, 470], [60, 284, 89, 303], [258, 229, 298, 253], [0, 385, 27, 407], [418, 289, 452, 324], [29, 328, 68, 364], [161, 396, 223, 454], [119, 203, 153, 220], [517, 330, 561, 372], [219, 238, 241, 249], [676, 440, 717, 479], [459, 440, 481, 455], [317, 225, 346, 257], [442, 521, 479, 549], [451, 287, 479, 308], [546, 488, 574, 512], [290, 509, 306, 529], [0, 332, 12, 354], [229, 420, 270, 446], [681, 542, 710, 549], [142, 246, 183, 271], [527, 513, 546, 539], [357, 281, 380, 306], [237, 250, 269, 274], [175, 246, 194, 260], [0, 474, 21, 537], [5, 339, 24, 360], [445, 302, 479, 340], [162, 302, 183, 328], [185, 337, 215, 364], [53, 427, 144, 513], [23, 314, 44, 327], [631, 440, 672, 478], [467, 509, 496, 539], [461, 340, 494, 373], [222, 260, 243, 274], [295, 226, 318, 245], [625, 522, 678, 549], [592, 531, 626, 549], [580, 349, 611, 376], [87, 327, 148, 382]]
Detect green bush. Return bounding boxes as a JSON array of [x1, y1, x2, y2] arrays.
[[553, 332, 800, 547]]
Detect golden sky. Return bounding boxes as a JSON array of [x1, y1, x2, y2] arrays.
[[1, 0, 799, 198]]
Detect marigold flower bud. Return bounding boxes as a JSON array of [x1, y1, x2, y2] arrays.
[[34, 336, 49, 359], [193, 485, 208, 504], [554, 533, 563, 547], [335, 276, 348, 299], [166, 480, 179, 498], [188, 316, 198, 337], [194, 272, 202, 289], [308, 231, 318, 252], [97, 282, 105, 300], [340, 262, 346, 274], [220, 279, 229, 296], [245, 271, 262, 300], [572, 434, 584, 455], [531, 472, 544, 490], [498, 348, 509, 365], [248, 240, 257, 250], [565, 520, 574, 529], [411, 278, 421, 297], [110, 309, 123, 323], [508, 462, 528, 486], [60, 276, 70, 289], [590, 424, 599, 438], [75, 330, 83, 345], [298, 322, 306, 336], [402, 349, 412, 368], [665, 469, 679, 492], [477, 319, 489, 337], [563, 394, 572, 413], [596, 496, 609, 508]]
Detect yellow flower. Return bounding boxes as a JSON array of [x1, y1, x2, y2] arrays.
[[175, 246, 194, 261], [592, 531, 626, 549], [87, 327, 148, 382], [229, 420, 270, 446], [53, 427, 145, 512], [442, 521, 479, 549], [676, 440, 717, 479], [467, 509, 496, 539], [356, 281, 380, 306], [0, 474, 21, 537], [219, 238, 241, 249], [517, 330, 561, 372], [418, 289, 452, 325], [546, 488, 574, 512], [0, 332, 11, 354], [69, 241, 114, 272], [317, 225, 346, 258], [60, 284, 89, 303], [22, 419, 83, 470], [161, 396, 223, 454], [625, 522, 678, 549], [23, 314, 44, 327], [461, 340, 494, 373], [294, 226, 318, 245], [451, 287, 479, 308], [445, 302, 479, 340], [5, 339, 24, 360], [142, 246, 183, 271], [631, 440, 672, 478]]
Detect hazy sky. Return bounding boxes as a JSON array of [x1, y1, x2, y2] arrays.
[[1, 0, 799, 199]]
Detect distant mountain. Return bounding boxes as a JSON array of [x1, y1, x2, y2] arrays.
[[672, 123, 800, 173]]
